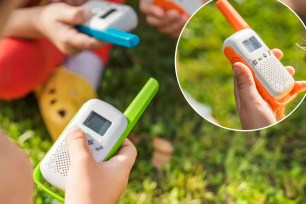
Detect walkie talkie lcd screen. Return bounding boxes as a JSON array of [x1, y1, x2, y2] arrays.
[[84, 112, 112, 136], [242, 36, 262, 53]]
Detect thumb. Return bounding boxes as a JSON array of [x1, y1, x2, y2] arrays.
[[232, 62, 259, 100], [66, 128, 94, 165], [107, 139, 137, 170], [55, 3, 92, 25]]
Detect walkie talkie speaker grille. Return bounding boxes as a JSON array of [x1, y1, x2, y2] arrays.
[[45, 140, 71, 177], [223, 28, 295, 99], [254, 52, 294, 98]]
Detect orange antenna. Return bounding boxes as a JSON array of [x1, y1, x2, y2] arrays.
[[215, 0, 250, 31]]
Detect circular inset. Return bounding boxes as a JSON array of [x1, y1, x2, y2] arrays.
[[176, 0, 306, 131]]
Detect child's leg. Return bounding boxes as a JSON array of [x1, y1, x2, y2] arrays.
[[0, 37, 64, 100], [65, 51, 105, 90], [65, 44, 112, 90]]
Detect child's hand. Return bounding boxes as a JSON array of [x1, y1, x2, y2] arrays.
[[65, 128, 137, 204], [37, 3, 104, 55], [232, 49, 295, 130], [139, 0, 189, 38]]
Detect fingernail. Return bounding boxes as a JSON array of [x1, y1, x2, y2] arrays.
[[232, 64, 241, 75]]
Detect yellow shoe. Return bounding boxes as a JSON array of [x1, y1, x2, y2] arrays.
[[36, 67, 97, 140]]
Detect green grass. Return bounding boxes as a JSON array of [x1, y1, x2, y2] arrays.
[[177, 0, 306, 129], [0, 0, 306, 203]]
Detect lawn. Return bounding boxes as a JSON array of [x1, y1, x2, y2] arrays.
[[0, 0, 306, 203], [176, 0, 306, 129]]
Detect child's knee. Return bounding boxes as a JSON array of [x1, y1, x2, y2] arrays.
[[0, 38, 63, 100]]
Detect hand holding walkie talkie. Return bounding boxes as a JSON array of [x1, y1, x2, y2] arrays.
[[139, 0, 206, 37], [65, 129, 136, 204], [34, 78, 159, 201], [232, 49, 302, 130], [216, 0, 306, 129]]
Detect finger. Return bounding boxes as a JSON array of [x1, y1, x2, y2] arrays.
[[139, 0, 151, 13], [56, 25, 104, 55], [55, 3, 92, 25], [87, 39, 105, 50], [169, 17, 189, 37], [66, 127, 95, 165], [66, 47, 83, 56], [107, 139, 137, 170], [65, 28, 104, 51], [271, 48, 283, 60], [140, 0, 165, 18], [232, 62, 266, 114], [232, 62, 258, 98], [51, 23, 83, 55], [157, 10, 182, 29], [158, 10, 180, 26], [158, 22, 183, 36], [164, 10, 181, 23], [294, 81, 306, 93], [169, 29, 182, 38], [145, 8, 167, 27], [146, 16, 165, 27], [285, 66, 295, 76], [159, 14, 188, 37]]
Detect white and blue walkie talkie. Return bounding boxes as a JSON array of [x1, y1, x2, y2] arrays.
[[77, 1, 140, 48]]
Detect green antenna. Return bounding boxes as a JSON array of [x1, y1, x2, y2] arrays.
[[105, 78, 159, 160]]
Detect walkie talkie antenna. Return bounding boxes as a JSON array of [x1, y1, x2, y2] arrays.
[[215, 0, 250, 31], [105, 78, 159, 160]]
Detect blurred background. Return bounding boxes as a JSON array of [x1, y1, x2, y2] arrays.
[[176, 0, 306, 129], [0, 0, 306, 203]]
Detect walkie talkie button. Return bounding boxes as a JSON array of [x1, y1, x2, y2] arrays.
[[95, 145, 104, 151], [88, 139, 94, 146]]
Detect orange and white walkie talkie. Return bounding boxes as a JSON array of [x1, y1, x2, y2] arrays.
[[216, 0, 306, 112], [148, 0, 204, 16]]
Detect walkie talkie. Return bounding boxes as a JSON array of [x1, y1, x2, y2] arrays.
[[216, 0, 306, 111]]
